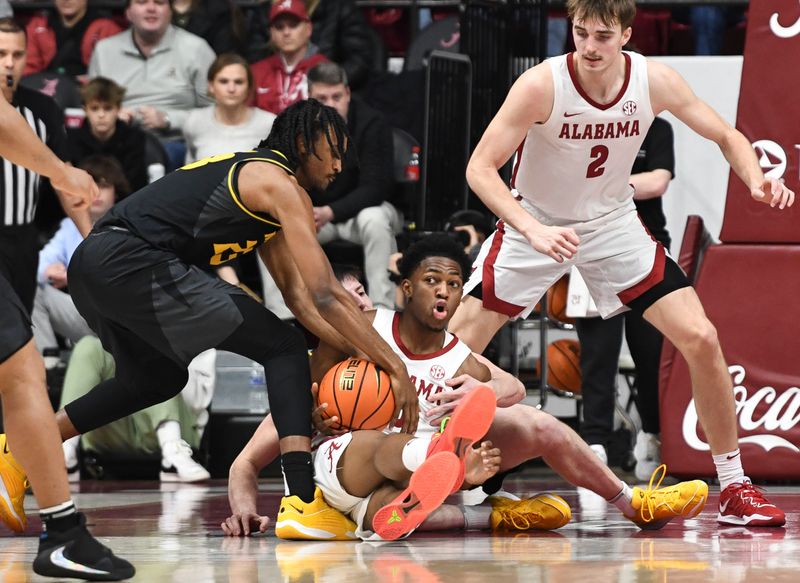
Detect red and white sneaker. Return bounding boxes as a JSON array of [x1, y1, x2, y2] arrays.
[[717, 481, 785, 527]]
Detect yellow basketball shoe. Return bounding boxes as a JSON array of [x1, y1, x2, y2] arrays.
[[489, 493, 572, 531], [629, 464, 708, 530], [0, 434, 28, 533], [275, 486, 358, 540]]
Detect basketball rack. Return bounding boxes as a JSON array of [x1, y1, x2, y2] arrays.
[[507, 293, 577, 410]]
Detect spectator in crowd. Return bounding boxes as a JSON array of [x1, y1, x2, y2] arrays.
[[171, 0, 245, 56], [308, 62, 398, 308], [444, 209, 493, 261], [31, 155, 129, 354], [252, 0, 327, 114], [183, 53, 276, 163], [574, 118, 675, 480], [60, 335, 211, 483], [0, 17, 68, 312], [23, 0, 122, 80], [66, 77, 149, 191], [307, 0, 376, 90], [88, 0, 216, 169]]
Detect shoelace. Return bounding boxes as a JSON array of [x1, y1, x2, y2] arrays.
[[725, 481, 772, 511], [166, 440, 195, 463], [496, 506, 544, 530], [639, 463, 668, 523]]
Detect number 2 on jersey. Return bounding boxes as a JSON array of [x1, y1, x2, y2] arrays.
[[586, 145, 609, 178]]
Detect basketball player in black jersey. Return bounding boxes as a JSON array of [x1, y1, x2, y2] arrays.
[[49, 99, 418, 540], [0, 97, 134, 579]]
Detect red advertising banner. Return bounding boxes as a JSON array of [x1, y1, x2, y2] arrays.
[[719, 0, 800, 243], [660, 245, 800, 478]]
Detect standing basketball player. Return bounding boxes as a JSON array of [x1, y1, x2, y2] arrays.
[[0, 97, 134, 579], [448, 0, 793, 526], [49, 99, 419, 540]]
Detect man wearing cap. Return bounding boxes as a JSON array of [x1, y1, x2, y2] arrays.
[[251, 0, 328, 115]]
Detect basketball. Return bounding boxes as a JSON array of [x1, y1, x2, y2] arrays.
[[535, 339, 581, 394], [317, 358, 396, 430], [546, 275, 574, 324]]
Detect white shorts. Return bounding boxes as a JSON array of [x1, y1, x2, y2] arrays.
[[314, 433, 377, 540], [464, 200, 669, 319]]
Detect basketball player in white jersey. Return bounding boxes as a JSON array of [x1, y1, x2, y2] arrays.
[[448, 0, 793, 527], [223, 235, 707, 538]]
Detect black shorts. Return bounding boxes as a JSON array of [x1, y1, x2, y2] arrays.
[[0, 224, 39, 313], [0, 272, 33, 364], [68, 228, 251, 369]]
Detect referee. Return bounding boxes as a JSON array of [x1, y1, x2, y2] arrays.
[[0, 17, 70, 314]]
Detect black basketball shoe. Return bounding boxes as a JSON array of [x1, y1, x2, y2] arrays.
[[33, 512, 135, 581]]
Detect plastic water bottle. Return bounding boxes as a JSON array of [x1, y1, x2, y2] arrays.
[[248, 361, 268, 413], [405, 147, 421, 182]]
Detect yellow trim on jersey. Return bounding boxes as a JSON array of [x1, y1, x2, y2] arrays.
[[226, 155, 293, 227]]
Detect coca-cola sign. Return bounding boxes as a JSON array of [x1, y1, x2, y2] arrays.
[[682, 365, 800, 453]]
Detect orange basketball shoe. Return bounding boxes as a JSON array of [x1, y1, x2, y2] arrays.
[[426, 385, 496, 493], [0, 434, 28, 533], [629, 464, 708, 530], [373, 451, 461, 541]]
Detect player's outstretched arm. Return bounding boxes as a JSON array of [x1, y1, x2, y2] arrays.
[[260, 233, 361, 355], [224, 415, 281, 536], [467, 64, 579, 262], [243, 164, 419, 434], [0, 98, 96, 236], [649, 60, 794, 210]]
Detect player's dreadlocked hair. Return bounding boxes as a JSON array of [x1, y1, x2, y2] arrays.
[[398, 234, 473, 283], [259, 99, 350, 168]]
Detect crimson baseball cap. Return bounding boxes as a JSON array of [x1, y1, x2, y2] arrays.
[[270, 0, 310, 22]]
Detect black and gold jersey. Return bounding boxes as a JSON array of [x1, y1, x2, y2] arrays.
[[97, 149, 294, 267]]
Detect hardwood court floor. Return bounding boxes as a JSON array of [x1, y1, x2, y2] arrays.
[[2, 474, 798, 582]]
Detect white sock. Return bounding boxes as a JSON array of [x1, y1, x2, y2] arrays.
[[156, 420, 182, 451], [459, 504, 493, 530], [609, 482, 636, 518], [40, 499, 76, 520], [713, 449, 746, 490], [401, 438, 430, 472], [62, 436, 80, 467]]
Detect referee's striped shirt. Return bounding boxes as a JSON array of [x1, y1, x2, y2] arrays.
[[0, 85, 66, 227]]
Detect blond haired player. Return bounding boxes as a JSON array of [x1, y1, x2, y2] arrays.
[[448, 0, 793, 526]]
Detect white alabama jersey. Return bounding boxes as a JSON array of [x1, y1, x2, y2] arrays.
[[372, 308, 472, 438], [512, 51, 655, 223]]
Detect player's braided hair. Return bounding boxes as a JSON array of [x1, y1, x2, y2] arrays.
[[259, 99, 350, 168], [398, 234, 473, 283]]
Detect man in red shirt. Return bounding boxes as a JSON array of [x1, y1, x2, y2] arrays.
[[251, 0, 328, 114]]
